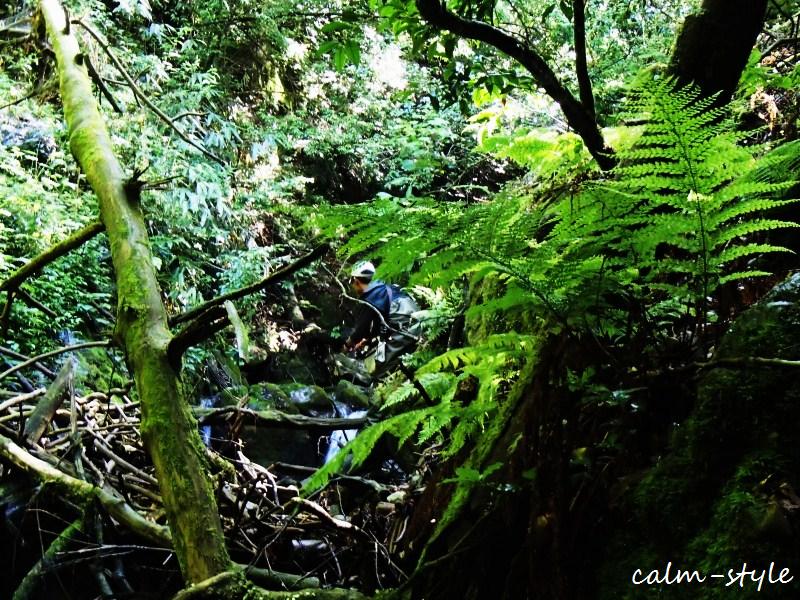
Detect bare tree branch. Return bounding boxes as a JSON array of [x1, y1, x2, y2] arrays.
[[194, 405, 369, 432], [414, 0, 614, 169], [84, 53, 123, 114], [0, 346, 57, 378], [17, 287, 58, 318], [0, 431, 172, 545], [170, 243, 330, 327], [0, 340, 111, 383], [697, 356, 800, 370], [572, 0, 595, 119], [72, 18, 224, 165], [168, 307, 229, 367]]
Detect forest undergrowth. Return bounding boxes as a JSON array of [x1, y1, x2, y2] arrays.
[[2, 0, 800, 598]]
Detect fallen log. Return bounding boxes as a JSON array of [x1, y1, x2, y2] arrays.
[[194, 406, 369, 432]]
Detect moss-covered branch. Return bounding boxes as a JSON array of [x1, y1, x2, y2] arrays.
[[194, 406, 369, 431], [167, 306, 228, 367], [0, 220, 104, 293], [170, 243, 329, 326], [171, 570, 365, 600], [1, 433, 325, 594], [23, 359, 73, 444]]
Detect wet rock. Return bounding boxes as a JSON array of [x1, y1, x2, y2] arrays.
[[335, 379, 372, 409], [282, 383, 332, 415], [244, 383, 299, 414], [0, 113, 57, 164]]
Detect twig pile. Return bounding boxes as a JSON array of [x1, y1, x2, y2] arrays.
[[0, 378, 415, 594]]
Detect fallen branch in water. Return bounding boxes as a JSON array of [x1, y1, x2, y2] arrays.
[[194, 406, 368, 432], [0, 364, 408, 592]]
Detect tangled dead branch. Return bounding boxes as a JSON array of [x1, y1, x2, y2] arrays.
[[0, 376, 419, 596]]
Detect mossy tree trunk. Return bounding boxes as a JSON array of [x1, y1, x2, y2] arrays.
[[668, 0, 768, 103], [38, 0, 231, 583]]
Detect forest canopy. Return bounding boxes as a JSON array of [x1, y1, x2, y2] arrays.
[[1, 0, 800, 598]]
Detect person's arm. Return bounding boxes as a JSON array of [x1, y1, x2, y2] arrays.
[[344, 284, 390, 350], [345, 307, 376, 350]]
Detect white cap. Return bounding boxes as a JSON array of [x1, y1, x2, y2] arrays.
[[350, 260, 376, 279]]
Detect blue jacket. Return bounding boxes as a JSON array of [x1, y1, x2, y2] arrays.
[[348, 280, 396, 344]]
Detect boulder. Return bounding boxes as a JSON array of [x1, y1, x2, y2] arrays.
[[335, 379, 372, 409]]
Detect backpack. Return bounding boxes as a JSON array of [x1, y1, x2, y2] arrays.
[[386, 284, 422, 340]]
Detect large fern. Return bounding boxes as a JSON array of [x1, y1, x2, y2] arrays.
[[303, 79, 798, 494], [302, 332, 535, 494]]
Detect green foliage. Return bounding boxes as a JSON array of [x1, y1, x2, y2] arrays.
[[303, 404, 454, 492], [304, 331, 536, 494], [555, 80, 797, 323], [0, 88, 115, 354], [443, 461, 503, 486], [316, 0, 694, 118], [306, 80, 798, 493], [314, 80, 796, 332]]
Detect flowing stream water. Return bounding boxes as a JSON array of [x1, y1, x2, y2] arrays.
[[323, 400, 368, 465], [199, 395, 219, 446]]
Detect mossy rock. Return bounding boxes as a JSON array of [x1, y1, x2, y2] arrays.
[[76, 347, 128, 391], [243, 383, 301, 414], [597, 274, 800, 599], [278, 383, 332, 414], [334, 380, 372, 409], [218, 384, 249, 407]]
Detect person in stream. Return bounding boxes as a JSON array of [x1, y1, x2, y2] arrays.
[[335, 260, 421, 383]]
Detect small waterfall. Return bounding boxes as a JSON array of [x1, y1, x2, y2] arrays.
[[58, 329, 78, 345], [199, 395, 218, 446], [323, 400, 368, 464]]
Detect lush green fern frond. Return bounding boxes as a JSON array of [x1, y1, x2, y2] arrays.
[[713, 243, 792, 266], [718, 270, 774, 284], [382, 381, 419, 409], [743, 139, 800, 185], [709, 220, 799, 250], [464, 285, 538, 320], [710, 188, 795, 218], [476, 127, 595, 183], [304, 79, 798, 500], [303, 405, 443, 493]]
